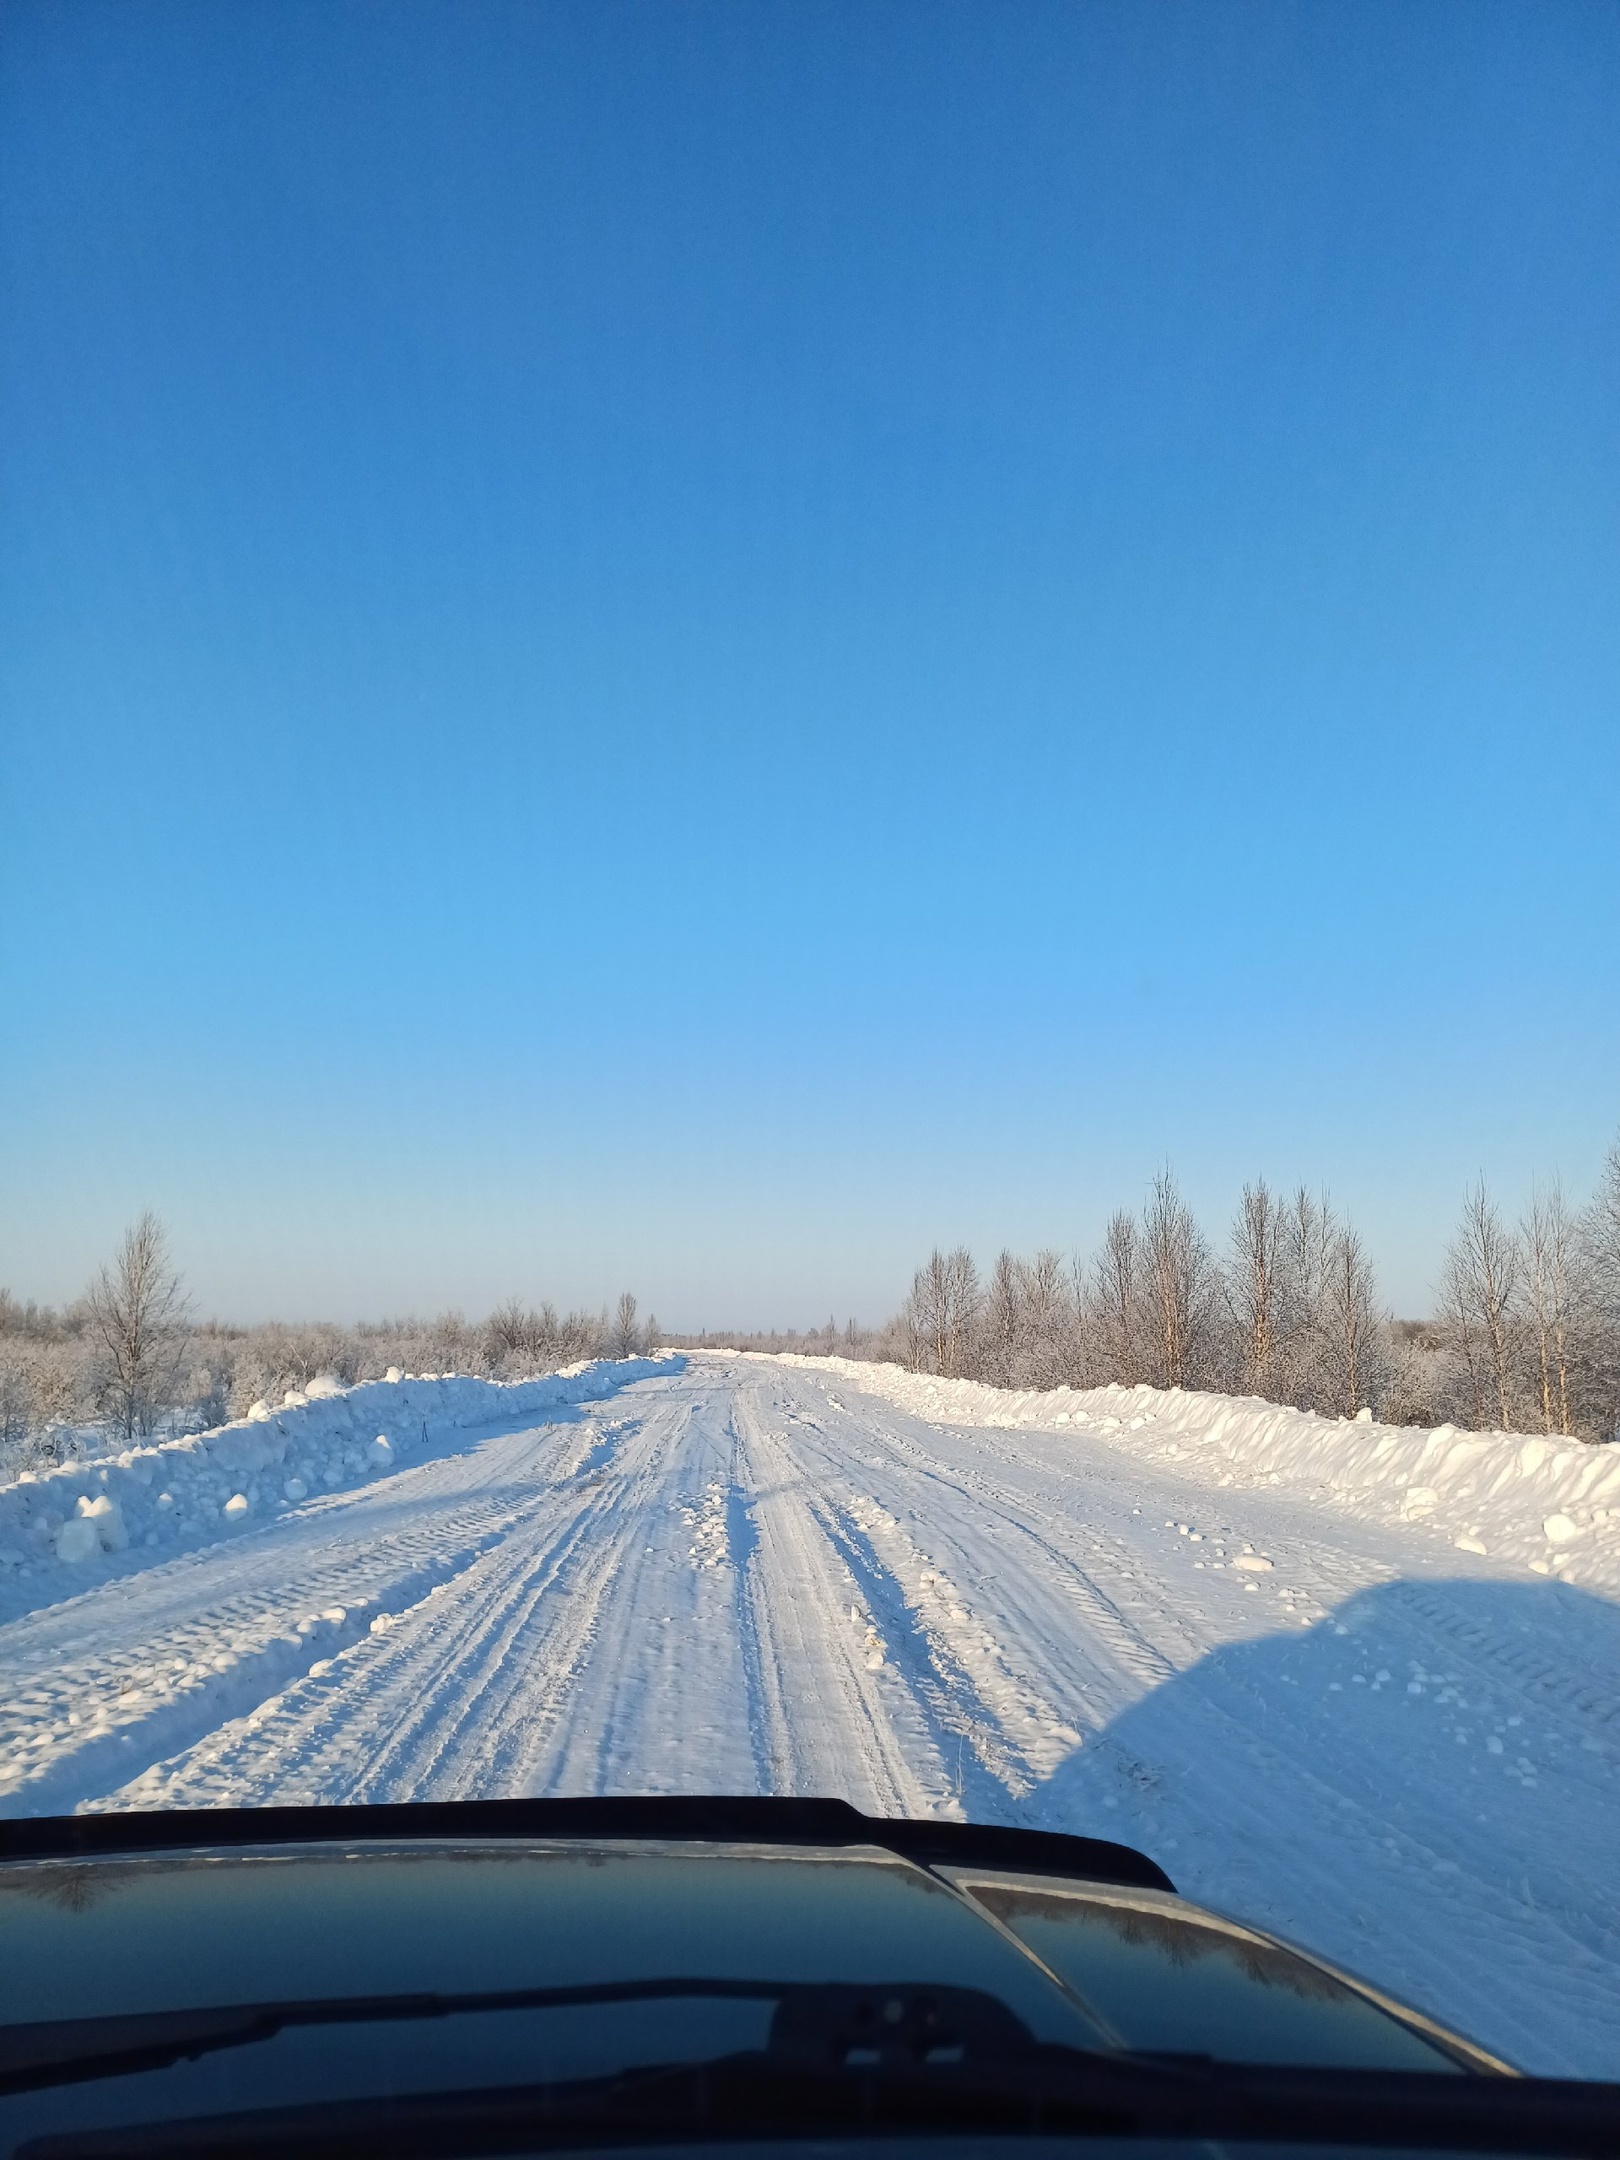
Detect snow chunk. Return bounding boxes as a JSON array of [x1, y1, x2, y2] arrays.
[[75, 1494, 128, 1552], [304, 1374, 344, 1400], [1233, 1554, 1273, 1573], [223, 1493, 251, 1522], [283, 1476, 308, 1501], [246, 1400, 272, 1423], [1543, 1513, 1580, 1546], [56, 1516, 101, 1562], [368, 1435, 395, 1470]]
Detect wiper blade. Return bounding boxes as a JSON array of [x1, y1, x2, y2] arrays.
[[15, 2052, 1620, 2160], [12, 1980, 1620, 2157], [0, 1978, 1031, 2096]]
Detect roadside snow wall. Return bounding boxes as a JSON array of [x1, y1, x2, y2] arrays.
[[0, 1355, 676, 1581], [746, 1353, 1620, 1598]]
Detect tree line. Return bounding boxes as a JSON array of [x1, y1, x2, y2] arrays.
[[6, 1141, 1618, 1473], [0, 1214, 657, 1473], [886, 1145, 1620, 1442]]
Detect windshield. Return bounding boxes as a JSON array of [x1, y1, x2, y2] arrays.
[[2, 0, 1617, 2132]]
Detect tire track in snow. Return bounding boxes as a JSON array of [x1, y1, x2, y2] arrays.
[[725, 1389, 938, 1814], [107, 1413, 702, 1808], [773, 1379, 1182, 1783]]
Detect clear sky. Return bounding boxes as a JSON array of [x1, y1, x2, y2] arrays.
[[2, 0, 1616, 1327]]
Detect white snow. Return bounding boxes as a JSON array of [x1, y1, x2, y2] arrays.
[[0, 1357, 670, 1590], [0, 1350, 1615, 2074], [768, 1356, 1620, 1598]]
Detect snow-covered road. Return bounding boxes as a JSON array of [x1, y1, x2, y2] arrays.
[[3, 1354, 1616, 2073]]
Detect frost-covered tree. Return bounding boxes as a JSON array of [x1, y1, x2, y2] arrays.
[[1139, 1169, 1218, 1389], [1089, 1211, 1143, 1385], [1019, 1248, 1077, 1388], [980, 1251, 1024, 1386], [1577, 1139, 1620, 1438], [1521, 1183, 1577, 1436], [1321, 1222, 1386, 1415], [1440, 1180, 1521, 1430], [83, 1213, 190, 1441], [612, 1291, 641, 1359], [903, 1248, 980, 1377], [1227, 1179, 1286, 1396]]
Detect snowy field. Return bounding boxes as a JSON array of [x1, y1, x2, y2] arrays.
[[2, 1351, 1617, 2075]]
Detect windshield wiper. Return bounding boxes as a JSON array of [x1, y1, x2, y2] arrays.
[[0, 1979, 1035, 2096], [14, 2051, 1620, 2159], [7, 1982, 1620, 2159]]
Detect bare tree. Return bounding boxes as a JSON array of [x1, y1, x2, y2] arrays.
[[484, 1297, 532, 1370], [1139, 1169, 1215, 1389], [83, 1213, 190, 1442], [612, 1291, 642, 1359], [1227, 1179, 1285, 1395], [1440, 1180, 1520, 1429], [1276, 1186, 1334, 1407], [1020, 1248, 1075, 1387], [1577, 1138, 1620, 1440], [1588, 1139, 1620, 1279], [1322, 1222, 1384, 1415], [1090, 1211, 1142, 1384], [902, 1248, 981, 1376], [1522, 1183, 1576, 1436], [0, 1354, 32, 1459], [981, 1251, 1023, 1386]]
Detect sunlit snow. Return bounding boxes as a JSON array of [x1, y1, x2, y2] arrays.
[[0, 1351, 1616, 2073]]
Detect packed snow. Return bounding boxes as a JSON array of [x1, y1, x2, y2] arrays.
[[1, 1350, 1615, 2074]]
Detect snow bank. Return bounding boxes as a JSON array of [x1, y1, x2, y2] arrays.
[[0, 1356, 676, 1585], [742, 1353, 1620, 1597]]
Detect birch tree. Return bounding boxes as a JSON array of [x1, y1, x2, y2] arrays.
[[982, 1251, 1023, 1386], [1521, 1184, 1576, 1436], [1090, 1211, 1142, 1385], [1020, 1248, 1075, 1387], [612, 1292, 642, 1359], [1228, 1179, 1285, 1395], [903, 1248, 981, 1376], [83, 1213, 190, 1442], [1322, 1221, 1384, 1415], [1441, 1180, 1520, 1430], [1140, 1169, 1216, 1389]]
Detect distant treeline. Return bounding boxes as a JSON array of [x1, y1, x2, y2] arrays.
[[6, 1139, 1618, 1473], [693, 1143, 1620, 1444], [0, 1224, 657, 1474]]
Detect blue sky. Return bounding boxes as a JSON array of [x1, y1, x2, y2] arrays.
[[2, 0, 1616, 1326]]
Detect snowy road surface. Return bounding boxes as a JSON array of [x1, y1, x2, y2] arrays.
[[3, 1353, 1617, 2073]]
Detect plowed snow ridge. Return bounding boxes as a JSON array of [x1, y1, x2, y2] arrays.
[[1, 1351, 1615, 2074]]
